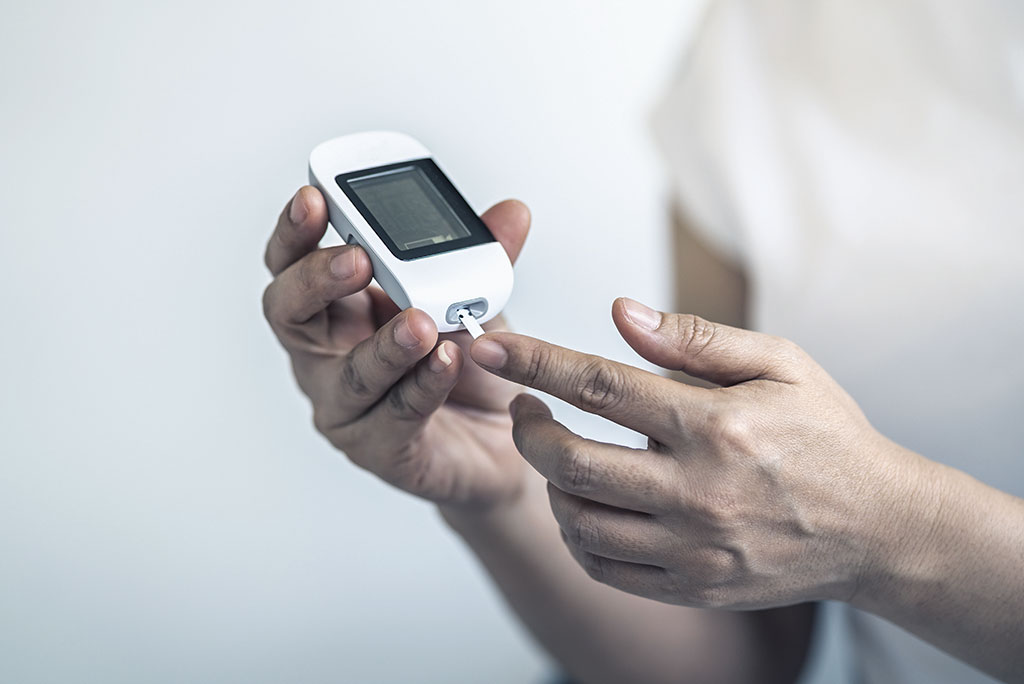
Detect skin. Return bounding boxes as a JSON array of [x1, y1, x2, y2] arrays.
[[467, 298, 1024, 683], [262, 186, 528, 509], [470, 304, 889, 608], [263, 187, 1023, 682], [264, 187, 811, 683]]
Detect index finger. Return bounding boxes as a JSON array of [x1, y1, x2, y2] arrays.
[[510, 394, 673, 512], [265, 186, 329, 276], [470, 332, 714, 443]]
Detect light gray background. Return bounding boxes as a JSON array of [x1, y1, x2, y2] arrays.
[[0, 1, 845, 682]]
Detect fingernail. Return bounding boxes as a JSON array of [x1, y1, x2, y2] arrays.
[[471, 338, 508, 370], [394, 317, 421, 348], [622, 298, 661, 331], [289, 193, 308, 224], [429, 342, 453, 373], [330, 250, 357, 279]]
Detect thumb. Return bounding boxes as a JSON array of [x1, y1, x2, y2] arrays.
[[480, 199, 531, 264], [611, 297, 807, 386]]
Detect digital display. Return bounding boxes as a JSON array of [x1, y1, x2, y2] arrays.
[[347, 165, 471, 252]]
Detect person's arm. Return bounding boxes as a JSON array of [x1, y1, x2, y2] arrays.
[[850, 458, 1024, 683], [441, 210, 813, 684], [263, 191, 814, 683], [673, 207, 1024, 681], [443, 477, 814, 684], [466, 300, 1024, 683], [673, 206, 1024, 679]]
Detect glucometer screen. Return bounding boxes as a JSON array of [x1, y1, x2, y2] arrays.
[[336, 157, 495, 261], [347, 166, 471, 251]]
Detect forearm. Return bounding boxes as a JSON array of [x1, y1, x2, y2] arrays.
[[854, 447, 1024, 682], [441, 471, 812, 684]]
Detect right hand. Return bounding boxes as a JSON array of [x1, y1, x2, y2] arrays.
[[263, 186, 531, 511]]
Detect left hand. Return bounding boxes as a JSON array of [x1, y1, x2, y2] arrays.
[[468, 297, 925, 609]]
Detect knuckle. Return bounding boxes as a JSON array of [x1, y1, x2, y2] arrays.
[[340, 357, 375, 400], [698, 547, 742, 578], [573, 359, 624, 412], [674, 314, 719, 358], [666, 403, 693, 440], [776, 336, 803, 356], [373, 328, 411, 372], [569, 509, 601, 550], [706, 403, 755, 454], [386, 386, 429, 422], [295, 256, 320, 296], [385, 387, 410, 417], [557, 440, 594, 492], [522, 344, 551, 387], [776, 336, 811, 371]]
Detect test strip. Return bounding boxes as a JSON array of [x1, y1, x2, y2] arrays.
[[456, 308, 485, 339]]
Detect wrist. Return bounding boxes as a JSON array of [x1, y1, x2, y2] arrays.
[[439, 470, 547, 543], [846, 443, 955, 613]]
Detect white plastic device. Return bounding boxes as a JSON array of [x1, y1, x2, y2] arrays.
[[309, 131, 513, 334]]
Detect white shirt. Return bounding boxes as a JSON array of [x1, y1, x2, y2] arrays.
[[652, 1, 1024, 682]]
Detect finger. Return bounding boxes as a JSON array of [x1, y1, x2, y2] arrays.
[[265, 186, 330, 276], [321, 341, 462, 481], [262, 244, 373, 333], [480, 199, 531, 264], [510, 394, 673, 512], [366, 285, 402, 327], [612, 298, 809, 385], [548, 483, 668, 564], [560, 531, 667, 599], [470, 332, 713, 443], [327, 308, 438, 424]]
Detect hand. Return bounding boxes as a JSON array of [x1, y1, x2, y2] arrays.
[[468, 297, 925, 609], [263, 186, 531, 511]]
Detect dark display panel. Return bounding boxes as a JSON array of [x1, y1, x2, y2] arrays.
[[336, 158, 494, 261], [348, 166, 470, 250]]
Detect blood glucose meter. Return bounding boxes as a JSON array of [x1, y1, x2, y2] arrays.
[[308, 132, 514, 335]]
